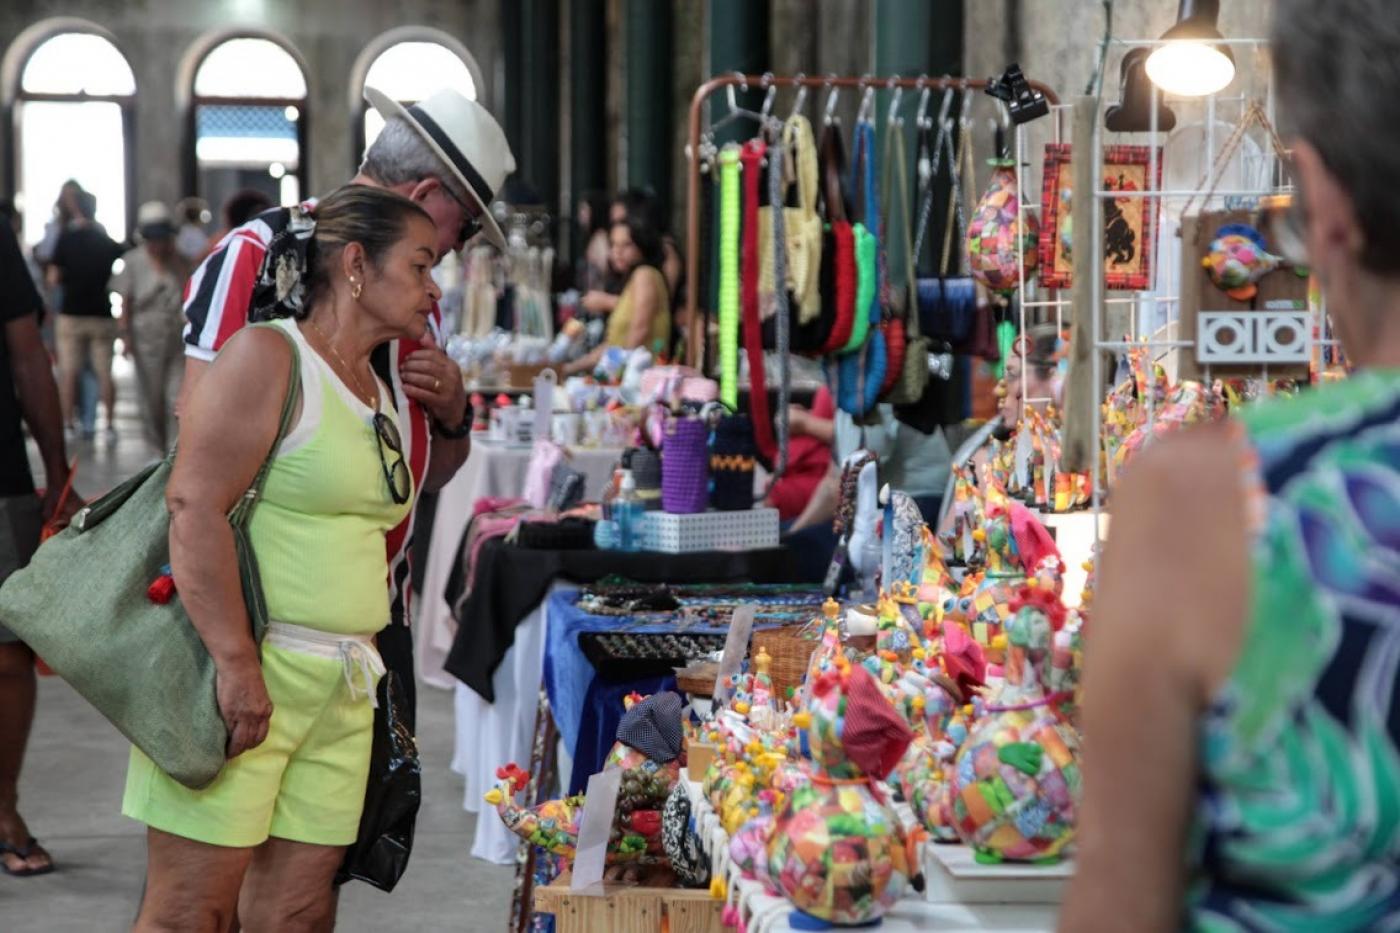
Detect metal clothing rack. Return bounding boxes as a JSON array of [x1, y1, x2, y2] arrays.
[[681, 72, 1062, 369]]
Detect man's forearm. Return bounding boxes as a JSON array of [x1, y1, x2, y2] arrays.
[[423, 435, 471, 493]]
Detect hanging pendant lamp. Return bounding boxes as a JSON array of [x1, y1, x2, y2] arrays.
[[1145, 0, 1236, 98], [1106, 48, 1178, 132]]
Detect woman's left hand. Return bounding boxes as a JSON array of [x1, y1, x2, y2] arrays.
[[401, 332, 467, 429]]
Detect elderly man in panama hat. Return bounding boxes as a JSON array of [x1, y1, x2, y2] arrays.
[[163, 86, 513, 921]]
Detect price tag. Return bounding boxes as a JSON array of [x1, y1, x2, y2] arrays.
[[570, 766, 623, 892], [711, 605, 756, 707]]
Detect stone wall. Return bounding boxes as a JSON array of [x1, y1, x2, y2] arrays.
[[0, 0, 499, 224]]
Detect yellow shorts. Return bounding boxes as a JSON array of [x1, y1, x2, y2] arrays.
[[122, 641, 377, 848]]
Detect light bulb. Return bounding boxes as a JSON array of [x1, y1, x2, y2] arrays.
[[1145, 40, 1236, 97]]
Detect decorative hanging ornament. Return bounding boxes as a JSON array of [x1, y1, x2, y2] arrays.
[[966, 158, 1039, 297]]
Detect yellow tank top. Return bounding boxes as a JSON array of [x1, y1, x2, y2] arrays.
[[606, 265, 671, 353], [246, 319, 413, 636]]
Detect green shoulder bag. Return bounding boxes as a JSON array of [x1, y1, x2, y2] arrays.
[[0, 322, 301, 789]]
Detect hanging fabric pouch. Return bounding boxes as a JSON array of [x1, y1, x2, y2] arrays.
[[759, 115, 823, 325], [915, 113, 978, 348]]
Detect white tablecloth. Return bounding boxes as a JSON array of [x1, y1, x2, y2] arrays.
[[450, 583, 574, 865], [416, 440, 622, 690]]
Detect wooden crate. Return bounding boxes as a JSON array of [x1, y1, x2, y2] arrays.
[[535, 872, 722, 933]]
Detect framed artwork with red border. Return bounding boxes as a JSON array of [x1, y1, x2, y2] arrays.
[[1038, 143, 1163, 291]]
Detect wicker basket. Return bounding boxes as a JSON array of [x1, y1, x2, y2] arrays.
[[675, 661, 719, 697], [751, 622, 821, 702]]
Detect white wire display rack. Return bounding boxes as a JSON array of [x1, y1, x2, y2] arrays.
[[1004, 36, 1334, 546]]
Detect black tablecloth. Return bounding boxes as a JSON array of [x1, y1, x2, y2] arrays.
[[443, 538, 800, 701]]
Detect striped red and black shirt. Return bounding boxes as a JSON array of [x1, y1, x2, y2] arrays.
[[183, 203, 434, 627]]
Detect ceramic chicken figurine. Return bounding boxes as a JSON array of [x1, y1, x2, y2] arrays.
[[1202, 223, 1281, 300], [967, 157, 1039, 296], [880, 486, 928, 591], [844, 454, 881, 590], [488, 692, 684, 866], [765, 661, 921, 927], [949, 585, 1082, 863]]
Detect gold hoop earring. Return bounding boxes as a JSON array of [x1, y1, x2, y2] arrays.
[[351, 280, 363, 300]]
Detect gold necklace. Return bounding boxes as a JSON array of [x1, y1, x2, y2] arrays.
[[306, 317, 377, 412]]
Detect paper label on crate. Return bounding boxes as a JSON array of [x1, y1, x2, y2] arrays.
[[570, 766, 623, 892], [712, 605, 756, 706]]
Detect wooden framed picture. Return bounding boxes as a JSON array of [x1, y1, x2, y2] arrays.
[[1038, 143, 1163, 291]]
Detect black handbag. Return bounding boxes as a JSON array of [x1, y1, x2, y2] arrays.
[[335, 670, 422, 892]]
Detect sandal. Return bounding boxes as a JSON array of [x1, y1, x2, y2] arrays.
[[0, 837, 54, 877]]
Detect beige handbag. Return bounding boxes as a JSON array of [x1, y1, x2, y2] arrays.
[[759, 114, 823, 323]]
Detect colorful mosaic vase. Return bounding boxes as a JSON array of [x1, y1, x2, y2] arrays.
[[949, 587, 1082, 863], [966, 160, 1039, 296], [766, 664, 917, 926]]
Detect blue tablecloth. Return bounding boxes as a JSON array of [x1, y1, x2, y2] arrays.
[[542, 588, 823, 791]]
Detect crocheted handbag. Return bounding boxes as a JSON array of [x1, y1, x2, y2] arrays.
[[661, 415, 711, 514], [759, 115, 823, 325], [819, 125, 857, 355], [881, 117, 924, 404], [709, 407, 757, 511]]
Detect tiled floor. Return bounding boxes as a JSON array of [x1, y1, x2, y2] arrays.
[[6, 365, 514, 931]]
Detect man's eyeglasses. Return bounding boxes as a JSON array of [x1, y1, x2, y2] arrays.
[[439, 181, 483, 246], [373, 413, 412, 505]]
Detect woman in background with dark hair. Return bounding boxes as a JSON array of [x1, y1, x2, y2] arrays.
[[574, 190, 613, 295], [564, 211, 671, 373]]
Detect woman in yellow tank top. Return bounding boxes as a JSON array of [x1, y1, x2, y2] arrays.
[[124, 187, 441, 930], [565, 210, 671, 373]]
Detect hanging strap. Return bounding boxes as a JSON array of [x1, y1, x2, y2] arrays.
[[1180, 100, 1291, 219], [741, 140, 777, 465], [882, 119, 918, 337], [940, 117, 971, 278], [768, 131, 791, 480], [820, 123, 849, 223], [717, 145, 743, 409], [228, 323, 303, 529], [787, 114, 819, 218], [912, 94, 956, 268]]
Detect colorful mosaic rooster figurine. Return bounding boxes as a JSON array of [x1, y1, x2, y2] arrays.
[[949, 585, 1082, 864], [487, 692, 684, 866]]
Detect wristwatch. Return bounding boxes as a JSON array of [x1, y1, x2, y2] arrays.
[[432, 397, 473, 439]]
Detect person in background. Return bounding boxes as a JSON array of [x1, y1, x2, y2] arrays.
[[563, 210, 671, 375], [573, 190, 613, 295], [1059, 2, 1400, 928], [129, 186, 437, 929], [174, 197, 211, 265], [178, 85, 512, 842], [610, 188, 683, 300], [48, 190, 123, 447], [210, 189, 274, 249], [766, 385, 836, 523], [115, 202, 189, 452], [0, 215, 78, 878]]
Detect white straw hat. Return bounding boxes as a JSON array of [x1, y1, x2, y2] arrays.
[[364, 86, 515, 249]]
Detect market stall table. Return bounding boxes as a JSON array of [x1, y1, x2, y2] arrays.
[[446, 539, 801, 864], [417, 438, 622, 689]]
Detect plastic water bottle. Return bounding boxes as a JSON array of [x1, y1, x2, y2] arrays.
[[593, 469, 620, 549], [614, 469, 643, 553]]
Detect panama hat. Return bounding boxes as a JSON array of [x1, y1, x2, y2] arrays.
[[364, 85, 515, 249]]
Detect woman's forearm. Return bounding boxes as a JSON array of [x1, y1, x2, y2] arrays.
[[169, 503, 257, 668]]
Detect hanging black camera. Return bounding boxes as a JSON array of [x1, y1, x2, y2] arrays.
[[985, 63, 1049, 125]]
